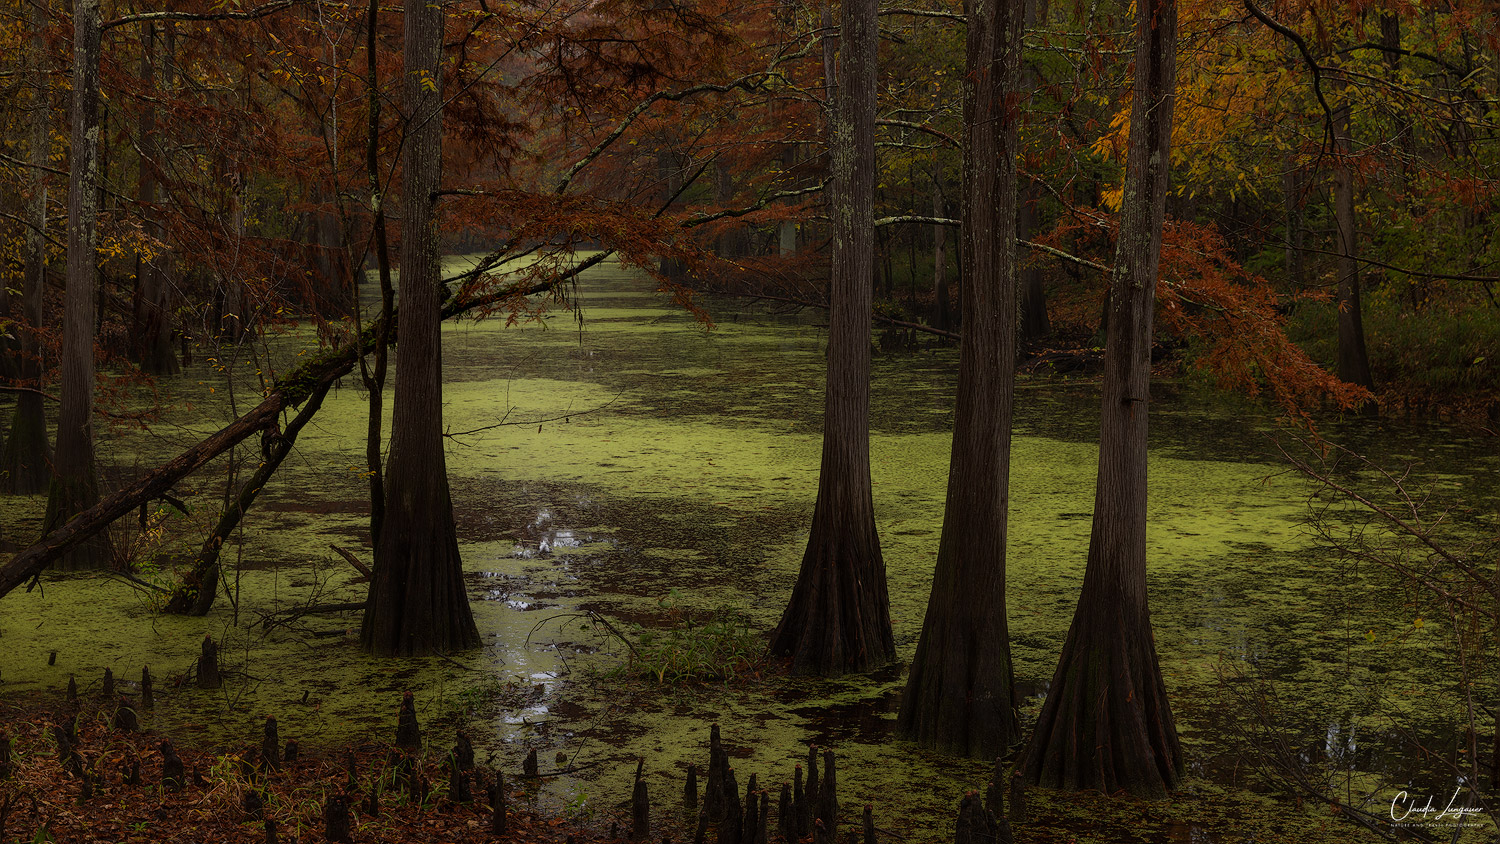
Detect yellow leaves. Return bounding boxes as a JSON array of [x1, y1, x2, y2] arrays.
[[1101, 184, 1124, 212]]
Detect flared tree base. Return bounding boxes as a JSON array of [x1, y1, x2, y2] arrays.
[[1020, 607, 1182, 797], [769, 523, 894, 676], [361, 511, 480, 657], [896, 597, 1018, 759], [42, 472, 109, 571]]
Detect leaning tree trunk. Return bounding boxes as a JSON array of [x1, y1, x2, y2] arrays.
[[45, 0, 111, 570], [0, 234, 608, 600], [2, 0, 55, 496], [359, 0, 481, 657], [163, 375, 338, 615], [1020, 0, 1184, 798], [1332, 96, 1374, 395], [768, 0, 894, 676], [896, 0, 1024, 759]]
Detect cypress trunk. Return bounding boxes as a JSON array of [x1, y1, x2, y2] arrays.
[[1020, 0, 1184, 797], [1332, 98, 1374, 395], [46, 0, 110, 570], [131, 22, 178, 377], [768, 0, 894, 676], [930, 179, 950, 333], [359, 0, 481, 656], [3, 0, 54, 495], [897, 0, 1023, 759]]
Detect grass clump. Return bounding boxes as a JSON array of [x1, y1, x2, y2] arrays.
[[615, 598, 765, 685]]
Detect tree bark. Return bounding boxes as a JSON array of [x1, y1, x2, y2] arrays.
[[768, 0, 894, 676], [1280, 163, 1304, 288], [131, 21, 179, 377], [2, 0, 55, 495], [360, 0, 393, 546], [896, 0, 1023, 759], [1333, 97, 1374, 395], [1018, 178, 1049, 342], [163, 375, 338, 615], [1017, 0, 1049, 342], [930, 179, 950, 333], [45, 0, 111, 570], [1020, 0, 1184, 797], [358, 0, 481, 657]]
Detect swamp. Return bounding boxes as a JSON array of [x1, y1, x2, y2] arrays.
[[2, 257, 1497, 843], [2, 0, 1499, 839]]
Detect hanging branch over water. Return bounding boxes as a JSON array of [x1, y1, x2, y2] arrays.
[[0, 268, 586, 600]]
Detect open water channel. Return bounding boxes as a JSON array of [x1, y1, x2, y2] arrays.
[[1, 254, 1495, 841]]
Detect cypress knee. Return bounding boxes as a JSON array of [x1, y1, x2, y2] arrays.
[[706, 725, 726, 821], [488, 772, 507, 833], [141, 666, 154, 709], [632, 760, 650, 839], [160, 739, 184, 791], [324, 792, 351, 843], [260, 716, 280, 771], [1008, 772, 1027, 825], [395, 691, 421, 750], [743, 774, 759, 844], [454, 728, 474, 770], [794, 764, 808, 839], [806, 747, 819, 808], [449, 755, 471, 802], [983, 758, 1003, 816], [53, 721, 79, 775], [197, 636, 221, 689], [818, 750, 837, 830], [953, 791, 1001, 844], [114, 697, 138, 732], [691, 805, 709, 844], [719, 767, 742, 844], [777, 783, 792, 843]]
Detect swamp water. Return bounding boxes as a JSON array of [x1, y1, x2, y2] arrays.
[[1, 254, 1496, 842]]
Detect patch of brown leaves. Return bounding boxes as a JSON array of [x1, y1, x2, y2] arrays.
[[0, 694, 614, 844]]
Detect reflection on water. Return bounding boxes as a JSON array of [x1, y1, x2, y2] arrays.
[[0, 254, 1495, 839]]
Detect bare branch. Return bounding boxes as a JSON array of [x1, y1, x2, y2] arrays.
[[878, 7, 966, 23], [103, 0, 297, 31]]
